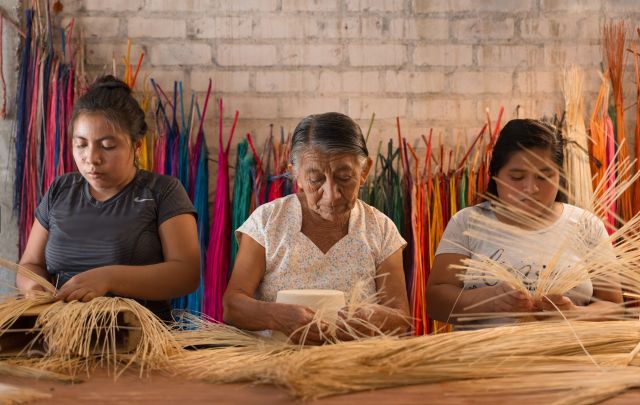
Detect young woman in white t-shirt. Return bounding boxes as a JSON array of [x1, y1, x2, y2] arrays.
[[426, 119, 623, 327]]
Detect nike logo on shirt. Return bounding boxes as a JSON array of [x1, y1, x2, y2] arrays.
[[134, 197, 154, 203]]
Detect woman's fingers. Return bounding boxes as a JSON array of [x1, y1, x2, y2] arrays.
[[79, 290, 97, 302], [57, 283, 94, 302], [290, 324, 325, 345], [65, 287, 90, 302]]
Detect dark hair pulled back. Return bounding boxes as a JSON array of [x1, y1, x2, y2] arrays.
[[487, 118, 567, 203], [70, 75, 147, 143]]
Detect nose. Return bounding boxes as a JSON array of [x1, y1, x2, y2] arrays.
[[87, 145, 103, 166], [322, 179, 342, 206], [522, 176, 539, 194]]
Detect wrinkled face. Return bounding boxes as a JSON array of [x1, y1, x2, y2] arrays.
[[72, 113, 138, 199], [495, 147, 560, 216], [295, 149, 372, 223]]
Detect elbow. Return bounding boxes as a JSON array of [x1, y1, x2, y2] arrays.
[[187, 264, 200, 292], [425, 285, 445, 322], [425, 285, 436, 319], [222, 290, 236, 325], [182, 257, 201, 294]]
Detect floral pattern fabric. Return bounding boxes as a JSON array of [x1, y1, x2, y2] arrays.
[[236, 194, 407, 303]]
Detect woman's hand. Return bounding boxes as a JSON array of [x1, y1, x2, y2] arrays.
[[55, 268, 113, 302], [533, 295, 578, 319], [335, 304, 409, 340], [335, 306, 378, 340], [487, 282, 534, 313], [273, 303, 326, 345], [18, 278, 48, 298]]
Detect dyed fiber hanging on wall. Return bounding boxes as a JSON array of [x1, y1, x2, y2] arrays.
[[229, 138, 254, 273], [13, 6, 81, 255], [149, 79, 213, 315], [11, 12, 640, 335], [202, 99, 239, 321]]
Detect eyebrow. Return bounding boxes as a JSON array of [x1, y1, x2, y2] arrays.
[[73, 135, 117, 142], [508, 167, 555, 173]]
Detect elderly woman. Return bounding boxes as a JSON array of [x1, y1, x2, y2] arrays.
[[223, 112, 410, 344]]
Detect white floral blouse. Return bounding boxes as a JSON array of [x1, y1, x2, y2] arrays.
[[236, 194, 407, 303]]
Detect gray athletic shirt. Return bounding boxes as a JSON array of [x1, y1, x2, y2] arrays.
[[35, 170, 197, 319]]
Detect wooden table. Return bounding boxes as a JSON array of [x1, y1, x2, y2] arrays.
[[6, 368, 640, 404]]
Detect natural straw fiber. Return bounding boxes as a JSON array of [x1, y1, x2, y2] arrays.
[[0, 382, 51, 404]]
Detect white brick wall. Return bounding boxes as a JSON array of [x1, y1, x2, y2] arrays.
[[414, 45, 473, 66], [0, 0, 21, 293], [39, 0, 637, 181], [127, 18, 187, 39]]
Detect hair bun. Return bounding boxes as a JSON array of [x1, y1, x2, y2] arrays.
[[91, 75, 131, 94]]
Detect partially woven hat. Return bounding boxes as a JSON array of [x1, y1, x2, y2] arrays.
[[273, 289, 346, 341], [276, 289, 345, 321]]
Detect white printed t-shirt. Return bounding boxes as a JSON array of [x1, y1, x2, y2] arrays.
[[436, 202, 612, 325], [236, 194, 407, 303]]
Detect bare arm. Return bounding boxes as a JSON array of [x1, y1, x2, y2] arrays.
[[56, 213, 200, 302], [537, 274, 624, 320], [342, 248, 411, 336], [426, 253, 533, 323], [17, 221, 51, 291], [223, 234, 324, 343]]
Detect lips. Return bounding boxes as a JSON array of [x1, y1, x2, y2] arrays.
[[520, 197, 538, 203], [86, 172, 105, 179]]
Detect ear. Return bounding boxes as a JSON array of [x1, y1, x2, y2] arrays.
[[289, 163, 304, 191], [359, 157, 373, 186]]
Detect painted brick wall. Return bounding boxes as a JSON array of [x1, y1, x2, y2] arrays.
[[0, 0, 22, 292], [1, 0, 640, 274], [56, 0, 640, 147]]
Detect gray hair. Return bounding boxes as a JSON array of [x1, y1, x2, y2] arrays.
[[290, 112, 369, 170]]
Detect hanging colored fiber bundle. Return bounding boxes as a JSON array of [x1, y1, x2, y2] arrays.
[[229, 138, 255, 273], [202, 99, 239, 321], [604, 21, 632, 224], [148, 79, 213, 315], [631, 32, 640, 215], [13, 6, 80, 255]]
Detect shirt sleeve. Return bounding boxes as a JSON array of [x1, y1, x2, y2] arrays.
[[435, 209, 471, 257], [580, 211, 615, 260], [35, 177, 59, 230], [235, 204, 268, 247], [376, 213, 407, 268], [157, 177, 197, 225]]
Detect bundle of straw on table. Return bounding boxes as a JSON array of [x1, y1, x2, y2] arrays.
[[273, 321, 640, 399], [0, 258, 180, 379], [164, 319, 640, 403], [0, 382, 51, 404], [0, 296, 180, 378], [0, 359, 77, 382], [448, 367, 640, 405]]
